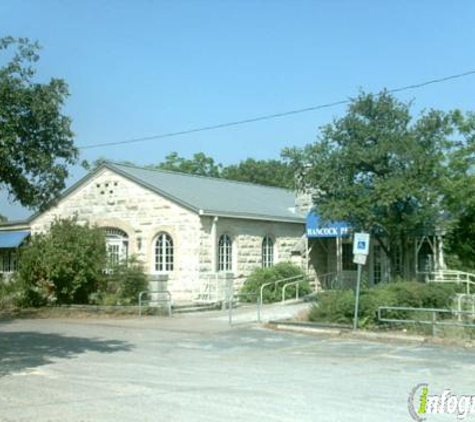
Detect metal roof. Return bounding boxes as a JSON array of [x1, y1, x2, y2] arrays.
[[106, 162, 305, 223], [0, 230, 30, 248]]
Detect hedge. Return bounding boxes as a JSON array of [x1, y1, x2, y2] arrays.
[[308, 281, 458, 328]]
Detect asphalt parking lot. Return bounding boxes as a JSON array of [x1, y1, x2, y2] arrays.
[[1, 313, 474, 422]]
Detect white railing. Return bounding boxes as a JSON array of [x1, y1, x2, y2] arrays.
[[426, 270, 475, 294], [455, 294, 475, 321], [282, 277, 313, 302]]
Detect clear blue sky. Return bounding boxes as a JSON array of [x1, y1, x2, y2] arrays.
[[2, 0, 475, 219]]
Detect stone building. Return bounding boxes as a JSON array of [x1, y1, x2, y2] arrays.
[[0, 162, 446, 299], [0, 162, 307, 301]]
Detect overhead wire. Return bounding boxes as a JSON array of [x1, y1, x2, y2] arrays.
[[79, 69, 475, 150]]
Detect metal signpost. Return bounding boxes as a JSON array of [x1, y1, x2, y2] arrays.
[[352, 232, 370, 331]]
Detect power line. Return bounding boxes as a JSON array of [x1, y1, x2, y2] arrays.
[[79, 69, 475, 150]]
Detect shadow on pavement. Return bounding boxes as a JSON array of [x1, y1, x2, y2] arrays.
[[0, 331, 133, 377]]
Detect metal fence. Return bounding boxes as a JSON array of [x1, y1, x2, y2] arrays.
[[377, 306, 475, 336], [425, 270, 475, 294]]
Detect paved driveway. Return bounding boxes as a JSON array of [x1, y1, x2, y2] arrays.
[[0, 314, 474, 421]]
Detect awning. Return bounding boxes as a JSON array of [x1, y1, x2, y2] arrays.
[[306, 212, 351, 238], [0, 231, 30, 248]]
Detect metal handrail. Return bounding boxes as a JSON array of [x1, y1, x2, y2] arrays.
[[426, 270, 475, 294], [138, 290, 172, 317], [456, 293, 475, 322], [377, 305, 475, 336], [281, 276, 310, 302], [259, 275, 303, 307]]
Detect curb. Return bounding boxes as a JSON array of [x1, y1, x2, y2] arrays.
[[267, 320, 426, 343]]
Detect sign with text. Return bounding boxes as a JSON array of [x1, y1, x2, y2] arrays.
[[306, 212, 351, 238], [353, 253, 367, 265], [353, 232, 370, 256]]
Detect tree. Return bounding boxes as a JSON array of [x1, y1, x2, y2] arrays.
[[150, 151, 222, 177], [88, 152, 294, 189], [0, 37, 77, 210], [443, 112, 475, 270], [284, 91, 457, 277], [151, 153, 294, 188], [221, 158, 294, 189], [17, 217, 107, 306]]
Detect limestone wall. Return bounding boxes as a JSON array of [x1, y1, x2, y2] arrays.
[[198, 216, 305, 290], [30, 167, 306, 301], [30, 168, 202, 300]]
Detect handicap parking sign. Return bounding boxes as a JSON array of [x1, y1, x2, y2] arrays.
[[353, 233, 370, 255]]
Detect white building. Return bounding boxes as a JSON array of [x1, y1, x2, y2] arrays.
[[0, 162, 306, 301]]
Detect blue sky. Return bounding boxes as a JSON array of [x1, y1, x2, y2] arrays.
[[2, 0, 475, 219]]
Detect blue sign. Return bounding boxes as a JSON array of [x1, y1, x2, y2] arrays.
[[306, 212, 351, 238], [353, 232, 370, 255]]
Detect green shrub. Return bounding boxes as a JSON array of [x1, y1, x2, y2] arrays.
[[240, 262, 311, 303], [308, 281, 457, 328], [308, 290, 355, 324], [17, 217, 107, 306], [96, 256, 148, 305], [0, 275, 23, 308]]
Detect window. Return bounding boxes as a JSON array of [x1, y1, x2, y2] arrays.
[[342, 243, 357, 271], [155, 233, 174, 272], [104, 228, 128, 266], [262, 236, 274, 268], [218, 234, 233, 272], [0, 250, 17, 273]]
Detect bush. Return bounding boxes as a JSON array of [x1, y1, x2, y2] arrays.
[[0, 275, 23, 308], [17, 217, 107, 306], [240, 262, 312, 303], [308, 281, 457, 328], [96, 256, 148, 305]]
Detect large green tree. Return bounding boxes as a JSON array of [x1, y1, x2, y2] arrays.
[[221, 158, 294, 189], [149, 151, 222, 177], [0, 37, 77, 210], [143, 152, 294, 188], [443, 112, 475, 270], [284, 91, 457, 277]]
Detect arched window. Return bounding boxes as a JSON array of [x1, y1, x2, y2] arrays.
[[262, 235, 274, 268], [104, 227, 128, 265], [218, 234, 233, 272], [155, 233, 174, 272]]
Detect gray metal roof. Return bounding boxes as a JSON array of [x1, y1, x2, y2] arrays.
[[107, 162, 305, 223]]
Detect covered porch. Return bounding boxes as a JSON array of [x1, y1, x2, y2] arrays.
[[305, 212, 446, 289]]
